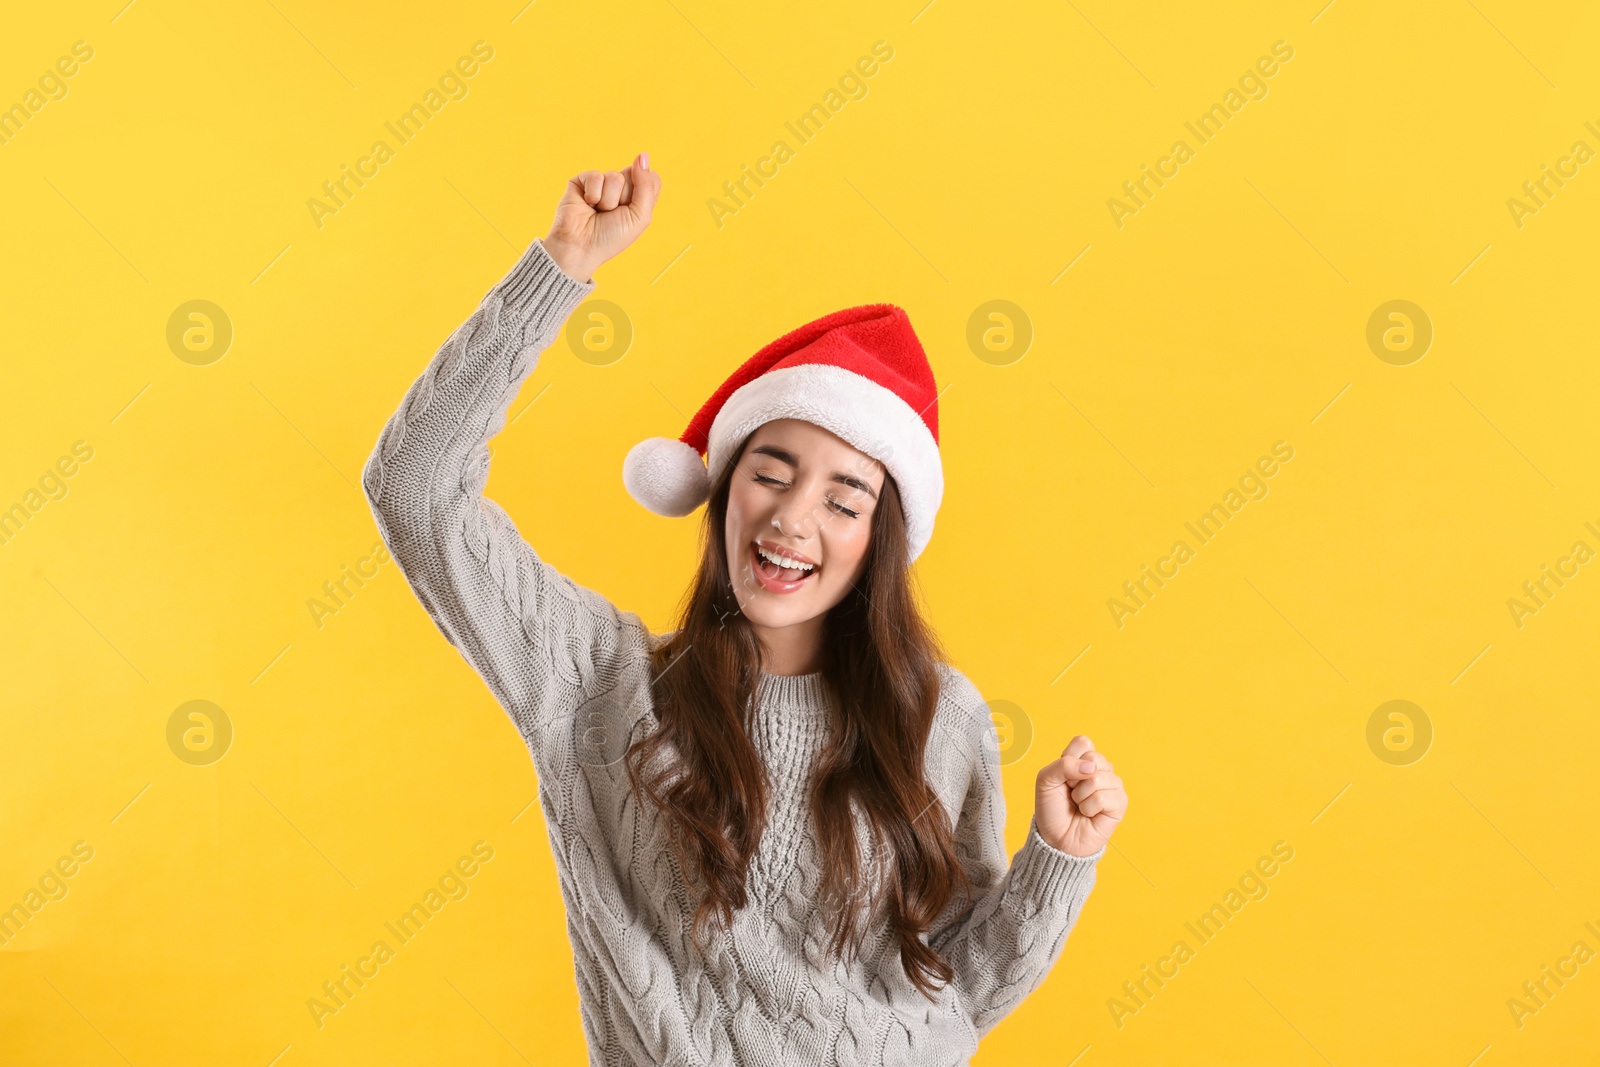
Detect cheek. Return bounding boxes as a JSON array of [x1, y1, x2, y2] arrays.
[[724, 487, 753, 536], [724, 516, 742, 567], [724, 490, 759, 567], [824, 520, 873, 576]]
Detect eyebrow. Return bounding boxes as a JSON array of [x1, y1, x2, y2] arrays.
[[749, 444, 879, 500]]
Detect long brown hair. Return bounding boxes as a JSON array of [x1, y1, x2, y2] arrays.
[[624, 429, 972, 998]]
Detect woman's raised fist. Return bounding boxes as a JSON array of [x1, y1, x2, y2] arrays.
[[543, 151, 661, 283]]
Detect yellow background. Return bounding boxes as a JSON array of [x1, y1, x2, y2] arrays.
[[3, 0, 1598, 1063]]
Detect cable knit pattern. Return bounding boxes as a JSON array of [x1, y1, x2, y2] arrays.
[[362, 236, 1105, 1066]]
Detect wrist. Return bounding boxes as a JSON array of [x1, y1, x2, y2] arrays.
[[540, 237, 596, 284], [1035, 826, 1103, 862], [1034, 816, 1094, 858]]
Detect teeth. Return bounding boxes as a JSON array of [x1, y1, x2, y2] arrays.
[[757, 545, 814, 572]]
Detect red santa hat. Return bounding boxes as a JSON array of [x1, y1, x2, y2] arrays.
[[621, 303, 943, 562]]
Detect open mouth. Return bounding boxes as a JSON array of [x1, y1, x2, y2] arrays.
[[750, 542, 820, 592]]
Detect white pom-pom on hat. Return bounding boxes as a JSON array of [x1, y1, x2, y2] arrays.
[[622, 436, 711, 518]]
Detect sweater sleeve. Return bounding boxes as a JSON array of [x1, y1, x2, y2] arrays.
[[361, 236, 648, 768], [927, 696, 1105, 1039]]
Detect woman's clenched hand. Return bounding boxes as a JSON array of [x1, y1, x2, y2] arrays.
[[543, 151, 661, 283], [1034, 735, 1127, 857]]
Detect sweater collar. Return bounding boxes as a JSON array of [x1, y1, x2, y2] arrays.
[[755, 670, 830, 710], [752, 670, 832, 757]]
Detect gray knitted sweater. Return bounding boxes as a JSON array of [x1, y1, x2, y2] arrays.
[[361, 236, 1104, 1066]]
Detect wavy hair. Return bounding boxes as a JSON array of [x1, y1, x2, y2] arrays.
[[624, 429, 971, 998]]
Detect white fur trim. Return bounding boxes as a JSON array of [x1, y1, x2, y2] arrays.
[[622, 436, 711, 517], [705, 363, 942, 562]]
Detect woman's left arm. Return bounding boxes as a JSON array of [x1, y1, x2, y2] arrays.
[[927, 709, 1127, 1038]]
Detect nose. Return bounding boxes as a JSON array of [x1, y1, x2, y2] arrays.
[[770, 490, 824, 541]]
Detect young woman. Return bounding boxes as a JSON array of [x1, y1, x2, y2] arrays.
[[363, 153, 1128, 1066]]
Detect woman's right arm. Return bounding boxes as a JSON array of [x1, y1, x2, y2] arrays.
[[361, 236, 644, 760]]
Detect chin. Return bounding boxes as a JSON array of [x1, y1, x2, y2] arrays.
[[741, 598, 829, 629], [734, 575, 825, 625]]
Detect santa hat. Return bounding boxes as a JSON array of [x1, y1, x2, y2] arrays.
[[621, 303, 943, 562]]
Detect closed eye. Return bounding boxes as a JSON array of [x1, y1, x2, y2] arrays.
[[755, 470, 857, 518]]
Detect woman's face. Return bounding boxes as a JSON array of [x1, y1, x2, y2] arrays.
[[724, 418, 886, 634]]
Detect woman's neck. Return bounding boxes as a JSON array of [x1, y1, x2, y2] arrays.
[[753, 616, 826, 676]]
